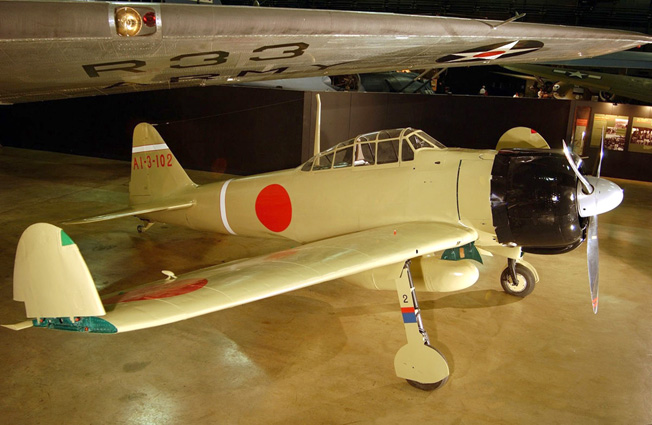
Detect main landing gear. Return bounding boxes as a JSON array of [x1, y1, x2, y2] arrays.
[[500, 258, 538, 297], [393, 260, 449, 391]]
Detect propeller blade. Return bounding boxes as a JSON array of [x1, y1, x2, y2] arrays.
[[587, 215, 599, 314], [562, 140, 593, 194], [587, 129, 604, 313], [597, 127, 605, 179], [562, 135, 620, 314]]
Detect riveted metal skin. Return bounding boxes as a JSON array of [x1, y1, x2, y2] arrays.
[[1, 1, 651, 103]]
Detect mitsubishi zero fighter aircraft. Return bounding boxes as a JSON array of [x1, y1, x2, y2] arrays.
[[5, 123, 623, 390], [1, 1, 652, 103], [0, 0, 640, 390]]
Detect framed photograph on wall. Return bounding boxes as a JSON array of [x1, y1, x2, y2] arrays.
[[591, 114, 629, 151], [630, 117, 652, 154]]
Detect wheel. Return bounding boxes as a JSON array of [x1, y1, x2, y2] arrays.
[[500, 263, 536, 297], [407, 375, 448, 391]]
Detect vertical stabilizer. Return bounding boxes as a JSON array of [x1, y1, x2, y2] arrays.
[[13, 223, 105, 318], [496, 127, 550, 150], [130, 123, 196, 206]]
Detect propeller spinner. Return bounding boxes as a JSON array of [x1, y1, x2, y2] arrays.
[[562, 140, 623, 313]]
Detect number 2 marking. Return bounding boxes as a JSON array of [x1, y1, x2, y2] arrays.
[[402, 294, 409, 303]]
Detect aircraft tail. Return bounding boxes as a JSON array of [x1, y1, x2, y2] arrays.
[[129, 123, 196, 206], [62, 123, 196, 225], [11, 223, 106, 320], [496, 127, 550, 150]]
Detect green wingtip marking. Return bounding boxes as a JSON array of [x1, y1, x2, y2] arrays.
[[33, 317, 117, 334], [441, 242, 483, 264], [60, 230, 75, 246]]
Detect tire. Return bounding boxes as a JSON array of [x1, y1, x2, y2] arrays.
[[500, 263, 536, 297], [407, 375, 448, 391]]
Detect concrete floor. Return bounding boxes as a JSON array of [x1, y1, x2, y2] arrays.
[[1, 146, 651, 424]]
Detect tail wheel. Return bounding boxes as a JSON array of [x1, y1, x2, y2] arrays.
[[137, 220, 154, 233], [500, 264, 536, 297], [407, 375, 448, 391]]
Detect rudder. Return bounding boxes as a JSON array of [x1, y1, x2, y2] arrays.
[[496, 127, 550, 150], [130, 123, 196, 206]]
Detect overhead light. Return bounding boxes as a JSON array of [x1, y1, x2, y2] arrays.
[[115, 7, 142, 37], [114, 6, 157, 37]]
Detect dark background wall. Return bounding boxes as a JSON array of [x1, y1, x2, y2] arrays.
[[307, 91, 572, 154], [308, 92, 652, 181], [0, 86, 304, 175], [1, 86, 651, 181]]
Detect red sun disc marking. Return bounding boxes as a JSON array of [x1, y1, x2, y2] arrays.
[[255, 184, 292, 232], [102, 278, 208, 305], [474, 50, 505, 58]]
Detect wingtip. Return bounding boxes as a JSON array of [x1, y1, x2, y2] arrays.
[[2, 320, 34, 331]]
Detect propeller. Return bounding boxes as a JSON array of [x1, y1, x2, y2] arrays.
[[562, 133, 622, 314]]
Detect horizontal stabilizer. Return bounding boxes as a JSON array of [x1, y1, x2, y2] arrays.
[[63, 199, 195, 225], [13, 223, 105, 318]]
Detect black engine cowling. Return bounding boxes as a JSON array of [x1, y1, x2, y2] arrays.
[[490, 150, 588, 254]]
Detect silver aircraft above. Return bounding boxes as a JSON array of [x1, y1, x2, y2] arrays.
[[0, 1, 651, 103]]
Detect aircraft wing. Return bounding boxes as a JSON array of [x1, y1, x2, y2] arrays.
[[6, 222, 477, 333], [1, 2, 651, 104], [503, 64, 652, 104]]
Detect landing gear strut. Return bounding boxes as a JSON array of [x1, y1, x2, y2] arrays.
[[500, 258, 537, 297], [479, 246, 540, 298], [394, 260, 449, 390]]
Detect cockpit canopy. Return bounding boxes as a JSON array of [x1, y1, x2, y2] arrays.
[[301, 128, 445, 172]]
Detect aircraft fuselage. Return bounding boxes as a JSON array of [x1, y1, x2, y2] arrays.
[[143, 148, 498, 246]]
